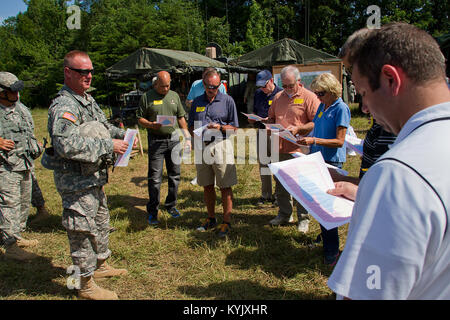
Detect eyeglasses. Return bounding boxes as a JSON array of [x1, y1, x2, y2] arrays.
[[203, 82, 220, 90], [68, 67, 94, 76], [314, 91, 326, 97], [282, 83, 296, 89]]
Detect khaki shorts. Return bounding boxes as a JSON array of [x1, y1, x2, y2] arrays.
[[195, 139, 237, 189]]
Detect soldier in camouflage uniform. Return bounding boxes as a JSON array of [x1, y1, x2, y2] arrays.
[[0, 72, 40, 261], [46, 51, 131, 300]]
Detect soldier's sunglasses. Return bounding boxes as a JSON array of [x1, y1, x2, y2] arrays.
[[0, 80, 24, 92], [68, 67, 95, 76]]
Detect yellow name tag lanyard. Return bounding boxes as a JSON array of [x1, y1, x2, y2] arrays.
[[153, 100, 163, 105]]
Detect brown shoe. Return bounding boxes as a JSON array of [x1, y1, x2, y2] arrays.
[[78, 276, 119, 300], [31, 206, 51, 223], [3, 243, 39, 261], [94, 260, 128, 279], [16, 238, 39, 248]]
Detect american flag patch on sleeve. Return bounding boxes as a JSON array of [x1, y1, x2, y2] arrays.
[[62, 112, 77, 123]]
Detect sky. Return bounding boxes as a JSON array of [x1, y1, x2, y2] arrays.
[[0, 0, 78, 24], [0, 0, 28, 24]]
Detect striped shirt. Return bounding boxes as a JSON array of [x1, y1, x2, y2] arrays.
[[359, 121, 397, 178]]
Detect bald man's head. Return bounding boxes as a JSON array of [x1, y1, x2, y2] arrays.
[[154, 71, 171, 96]]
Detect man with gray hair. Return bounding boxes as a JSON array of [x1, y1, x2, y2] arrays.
[[0, 71, 40, 261], [47, 50, 131, 300], [266, 65, 320, 232]]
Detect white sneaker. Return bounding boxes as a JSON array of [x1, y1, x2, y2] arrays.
[[269, 215, 289, 226], [297, 219, 310, 233]]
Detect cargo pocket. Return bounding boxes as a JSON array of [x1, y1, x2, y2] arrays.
[[62, 209, 96, 233], [61, 189, 99, 233]]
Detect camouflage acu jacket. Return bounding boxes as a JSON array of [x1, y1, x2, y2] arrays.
[[0, 101, 37, 172], [47, 85, 125, 193]]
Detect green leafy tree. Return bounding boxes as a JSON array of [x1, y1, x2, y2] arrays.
[[86, 0, 206, 103], [205, 16, 230, 55], [244, 1, 274, 51], [1, 0, 448, 108], [0, 0, 74, 108]]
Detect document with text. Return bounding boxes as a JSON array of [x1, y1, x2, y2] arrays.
[[114, 129, 138, 167], [269, 152, 354, 230]]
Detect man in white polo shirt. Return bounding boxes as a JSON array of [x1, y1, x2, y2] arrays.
[[327, 23, 450, 299]]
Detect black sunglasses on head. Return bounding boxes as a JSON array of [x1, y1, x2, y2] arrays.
[[68, 67, 94, 76]]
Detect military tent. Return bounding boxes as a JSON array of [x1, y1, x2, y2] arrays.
[[105, 47, 227, 79], [229, 38, 350, 102], [229, 38, 341, 69]]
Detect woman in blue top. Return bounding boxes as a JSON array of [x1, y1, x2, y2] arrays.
[[298, 73, 351, 266]]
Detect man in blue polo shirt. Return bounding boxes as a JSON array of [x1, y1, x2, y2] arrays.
[[185, 67, 227, 109], [188, 69, 239, 238], [249, 70, 282, 205]]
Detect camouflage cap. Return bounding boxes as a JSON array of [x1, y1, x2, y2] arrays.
[[0, 72, 24, 92]]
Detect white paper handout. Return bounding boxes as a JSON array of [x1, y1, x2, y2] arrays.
[[272, 130, 305, 147], [114, 129, 138, 167], [241, 112, 265, 122], [291, 152, 349, 176], [264, 123, 285, 131], [156, 115, 177, 127], [268, 152, 354, 230], [345, 134, 364, 156], [193, 124, 209, 137]]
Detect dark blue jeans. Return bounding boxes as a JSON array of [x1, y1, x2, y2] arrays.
[[146, 136, 181, 217], [319, 161, 343, 259]]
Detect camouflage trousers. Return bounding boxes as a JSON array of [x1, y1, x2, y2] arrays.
[[0, 170, 32, 246], [31, 169, 45, 208], [61, 186, 112, 277]]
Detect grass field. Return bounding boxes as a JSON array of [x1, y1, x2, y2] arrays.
[[0, 104, 370, 300]]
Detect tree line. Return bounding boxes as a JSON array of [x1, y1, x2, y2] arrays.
[[0, 0, 448, 108]]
